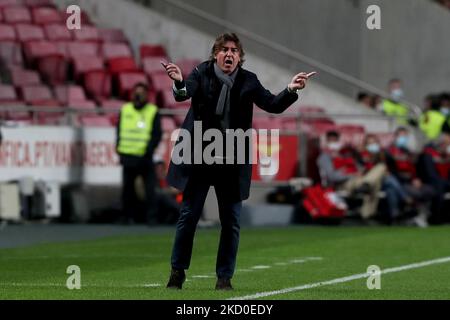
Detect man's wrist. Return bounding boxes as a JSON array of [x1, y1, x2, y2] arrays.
[[174, 79, 185, 89], [287, 85, 298, 94]]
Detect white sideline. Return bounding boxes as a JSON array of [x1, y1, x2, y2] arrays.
[[229, 256, 450, 300]]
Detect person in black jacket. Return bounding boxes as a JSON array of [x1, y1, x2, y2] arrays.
[[162, 33, 315, 290], [416, 131, 450, 224], [116, 83, 162, 225]]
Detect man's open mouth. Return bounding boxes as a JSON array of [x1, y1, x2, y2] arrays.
[[225, 59, 233, 65]]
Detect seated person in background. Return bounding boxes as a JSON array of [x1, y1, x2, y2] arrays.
[[439, 93, 450, 134], [317, 130, 387, 219], [417, 132, 450, 224], [154, 156, 181, 224], [357, 92, 374, 109], [358, 133, 406, 222], [383, 128, 434, 226]]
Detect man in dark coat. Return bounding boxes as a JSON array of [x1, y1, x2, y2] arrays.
[[162, 33, 315, 290]]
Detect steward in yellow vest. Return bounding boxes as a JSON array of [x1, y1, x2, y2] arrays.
[[419, 109, 446, 140], [116, 83, 162, 225], [382, 99, 409, 125]]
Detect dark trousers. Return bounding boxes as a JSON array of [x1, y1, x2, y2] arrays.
[[170, 177, 242, 279], [122, 164, 157, 224]]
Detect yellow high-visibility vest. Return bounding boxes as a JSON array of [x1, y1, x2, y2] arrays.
[[419, 110, 446, 140], [382, 99, 409, 125], [117, 102, 158, 156]]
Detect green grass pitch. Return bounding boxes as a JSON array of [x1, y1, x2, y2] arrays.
[[1, 226, 450, 300]]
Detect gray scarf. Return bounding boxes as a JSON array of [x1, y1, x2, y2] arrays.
[[214, 63, 238, 130]]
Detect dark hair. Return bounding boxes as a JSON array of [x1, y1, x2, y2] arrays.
[[440, 92, 450, 102], [209, 33, 245, 66], [326, 130, 340, 139], [389, 78, 401, 85], [395, 126, 408, 135], [132, 82, 149, 92], [364, 133, 379, 145], [357, 92, 369, 101]]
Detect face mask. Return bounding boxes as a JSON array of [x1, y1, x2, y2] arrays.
[[395, 136, 409, 148], [327, 142, 341, 151], [441, 108, 450, 116], [133, 94, 147, 109], [367, 143, 380, 154], [391, 88, 404, 102]]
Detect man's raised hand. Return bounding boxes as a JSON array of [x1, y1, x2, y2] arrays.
[[288, 71, 317, 92], [161, 61, 183, 82]]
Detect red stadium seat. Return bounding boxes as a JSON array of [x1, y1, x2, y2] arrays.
[[72, 26, 100, 42], [11, 68, 40, 86], [175, 58, 201, 79], [0, 0, 22, 8], [0, 84, 18, 101], [98, 28, 127, 43], [23, 40, 59, 63], [72, 55, 104, 80], [83, 70, 112, 100], [23, 0, 56, 8], [101, 42, 132, 60], [37, 55, 68, 84], [67, 42, 99, 58], [21, 84, 60, 106], [0, 41, 23, 66], [15, 23, 45, 42], [54, 41, 69, 57], [54, 85, 87, 104], [140, 44, 168, 59], [117, 72, 148, 100], [44, 24, 72, 41], [142, 56, 167, 76], [148, 72, 173, 92], [78, 115, 113, 127], [107, 56, 138, 74], [99, 99, 126, 111], [161, 116, 177, 132], [4, 6, 31, 24], [31, 7, 62, 24], [0, 24, 16, 41]]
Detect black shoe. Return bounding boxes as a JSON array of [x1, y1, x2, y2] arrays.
[[166, 268, 186, 289], [215, 278, 233, 291]]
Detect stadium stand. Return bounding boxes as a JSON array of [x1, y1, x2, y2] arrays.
[[31, 6, 62, 25], [43, 24, 72, 41], [3, 6, 32, 24], [98, 28, 128, 44]]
